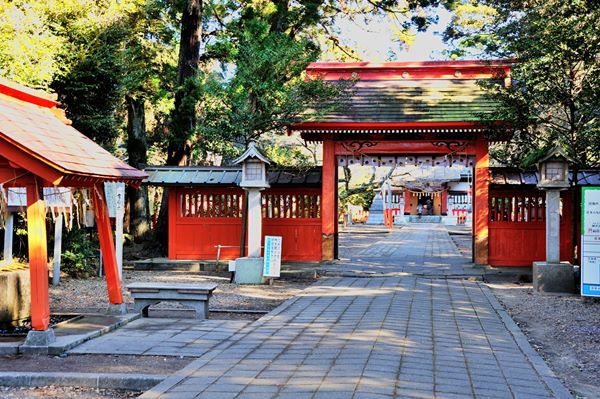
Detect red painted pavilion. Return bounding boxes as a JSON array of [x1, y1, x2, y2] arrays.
[[0, 79, 146, 342]]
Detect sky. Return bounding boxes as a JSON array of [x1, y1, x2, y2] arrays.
[[327, 7, 454, 62]]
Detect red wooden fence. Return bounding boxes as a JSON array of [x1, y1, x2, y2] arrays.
[[488, 189, 573, 266], [262, 188, 321, 261], [168, 187, 321, 261]]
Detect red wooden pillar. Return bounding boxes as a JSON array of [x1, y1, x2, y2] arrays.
[[322, 140, 336, 261], [474, 139, 490, 265], [92, 184, 124, 304], [441, 189, 448, 216], [26, 180, 50, 331], [404, 190, 411, 214]]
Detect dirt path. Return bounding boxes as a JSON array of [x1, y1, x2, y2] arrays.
[[50, 271, 315, 313]]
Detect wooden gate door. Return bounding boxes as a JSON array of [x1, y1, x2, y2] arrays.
[[488, 189, 573, 266], [169, 188, 244, 260], [262, 188, 322, 261]]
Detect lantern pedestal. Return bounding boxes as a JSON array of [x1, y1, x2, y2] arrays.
[[532, 189, 574, 293], [533, 261, 574, 293], [234, 187, 266, 285], [232, 141, 271, 285], [234, 257, 265, 285]]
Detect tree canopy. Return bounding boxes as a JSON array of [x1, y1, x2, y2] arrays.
[[445, 0, 600, 168]]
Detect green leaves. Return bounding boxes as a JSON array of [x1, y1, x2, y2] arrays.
[[447, 0, 600, 168], [194, 16, 352, 161]]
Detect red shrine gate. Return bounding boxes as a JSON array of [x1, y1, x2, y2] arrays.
[[293, 61, 509, 264]]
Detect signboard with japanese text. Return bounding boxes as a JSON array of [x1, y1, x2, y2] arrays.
[[581, 187, 600, 297], [104, 182, 125, 218], [263, 236, 282, 278]]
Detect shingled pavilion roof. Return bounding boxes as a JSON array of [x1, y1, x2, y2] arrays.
[[0, 79, 147, 186]]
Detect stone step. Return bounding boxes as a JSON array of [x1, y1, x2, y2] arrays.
[[408, 215, 442, 223], [365, 213, 385, 224]]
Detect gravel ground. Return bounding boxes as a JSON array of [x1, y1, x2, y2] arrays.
[[0, 386, 139, 399], [50, 271, 315, 313], [486, 275, 600, 399]]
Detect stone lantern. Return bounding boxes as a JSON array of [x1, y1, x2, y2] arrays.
[[232, 141, 271, 284], [533, 146, 575, 293], [537, 147, 571, 190]]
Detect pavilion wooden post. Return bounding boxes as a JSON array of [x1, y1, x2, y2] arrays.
[[322, 140, 336, 261], [473, 139, 490, 265], [441, 189, 448, 216], [26, 180, 50, 331], [92, 184, 125, 312], [404, 190, 411, 215]]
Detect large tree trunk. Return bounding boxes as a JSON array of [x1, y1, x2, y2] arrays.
[[168, 0, 202, 167], [126, 96, 150, 242], [155, 0, 203, 247]]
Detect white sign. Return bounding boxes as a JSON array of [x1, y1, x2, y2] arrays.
[[7, 187, 72, 210], [581, 187, 600, 297], [263, 236, 282, 278], [104, 182, 125, 218]]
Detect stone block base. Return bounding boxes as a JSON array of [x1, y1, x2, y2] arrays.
[[322, 234, 334, 261], [106, 303, 127, 315], [0, 269, 30, 328], [533, 261, 575, 293], [21, 329, 56, 354], [234, 257, 265, 285]]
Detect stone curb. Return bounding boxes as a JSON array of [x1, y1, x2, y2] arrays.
[[0, 372, 165, 391], [139, 292, 305, 399], [479, 283, 574, 399]]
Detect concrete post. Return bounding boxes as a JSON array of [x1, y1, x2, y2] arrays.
[[3, 213, 13, 264], [52, 214, 63, 286], [246, 189, 262, 258], [545, 190, 561, 264]]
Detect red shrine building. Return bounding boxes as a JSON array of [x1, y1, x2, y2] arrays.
[[149, 60, 587, 268]]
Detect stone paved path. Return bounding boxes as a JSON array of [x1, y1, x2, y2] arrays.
[[324, 224, 481, 276], [140, 223, 571, 399], [70, 318, 249, 357]]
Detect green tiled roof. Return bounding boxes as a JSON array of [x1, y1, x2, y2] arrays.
[[315, 79, 498, 123]]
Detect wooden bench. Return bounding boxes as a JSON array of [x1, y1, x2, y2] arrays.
[[127, 282, 217, 319]]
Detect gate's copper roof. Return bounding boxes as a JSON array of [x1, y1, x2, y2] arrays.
[[311, 79, 498, 124]]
